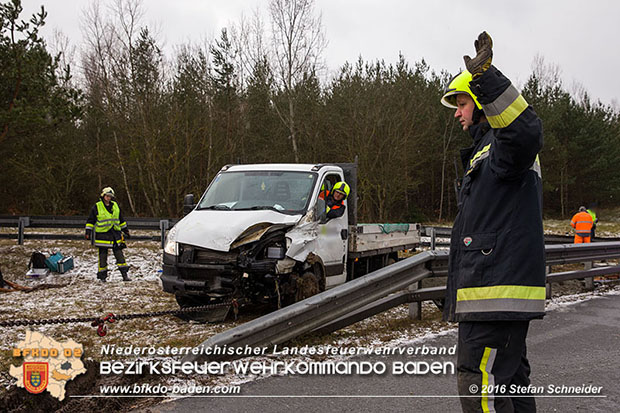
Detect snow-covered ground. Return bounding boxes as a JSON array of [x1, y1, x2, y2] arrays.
[[1, 230, 619, 394]]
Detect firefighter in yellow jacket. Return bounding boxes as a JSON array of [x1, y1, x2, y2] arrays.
[[85, 187, 131, 282]]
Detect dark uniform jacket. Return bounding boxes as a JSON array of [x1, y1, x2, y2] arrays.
[[325, 192, 346, 219], [444, 66, 546, 322]]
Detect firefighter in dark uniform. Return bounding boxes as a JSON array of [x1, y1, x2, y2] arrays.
[[85, 187, 131, 282], [440, 32, 545, 412], [320, 181, 349, 219]]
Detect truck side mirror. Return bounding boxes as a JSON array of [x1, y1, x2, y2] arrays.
[[183, 194, 195, 216], [315, 198, 328, 223]]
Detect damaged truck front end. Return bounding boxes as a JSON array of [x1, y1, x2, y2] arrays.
[[161, 166, 326, 320]]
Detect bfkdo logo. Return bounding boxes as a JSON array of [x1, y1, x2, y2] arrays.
[[10, 331, 87, 401], [23, 362, 49, 394]]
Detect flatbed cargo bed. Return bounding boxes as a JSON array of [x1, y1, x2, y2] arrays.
[[348, 223, 420, 256]]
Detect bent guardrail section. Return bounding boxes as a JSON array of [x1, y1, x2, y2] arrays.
[[183, 251, 442, 362], [186, 242, 620, 362]]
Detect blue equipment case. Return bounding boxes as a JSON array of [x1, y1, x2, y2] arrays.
[[45, 252, 63, 272], [45, 253, 74, 273], [57, 257, 74, 273]]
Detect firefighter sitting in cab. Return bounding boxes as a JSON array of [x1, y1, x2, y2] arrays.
[[318, 181, 349, 220]]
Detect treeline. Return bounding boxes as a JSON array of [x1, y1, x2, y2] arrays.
[[1, 0, 619, 222]]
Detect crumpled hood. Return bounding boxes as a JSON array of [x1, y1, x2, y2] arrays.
[[173, 210, 302, 251]]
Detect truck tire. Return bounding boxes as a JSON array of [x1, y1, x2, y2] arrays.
[[295, 271, 320, 302]]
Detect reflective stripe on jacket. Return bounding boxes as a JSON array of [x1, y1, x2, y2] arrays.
[[444, 65, 546, 322], [570, 211, 593, 236]]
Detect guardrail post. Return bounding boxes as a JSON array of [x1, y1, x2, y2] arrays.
[[408, 281, 422, 320], [159, 220, 169, 249], [584, 261, 594, 290], [18, 217, 30, 245], [430, 227, 436, 251], [545, 265, 552, 298]]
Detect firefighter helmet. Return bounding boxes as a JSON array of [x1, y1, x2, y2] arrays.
[[101, 187, 115, 198], [332, 182, 350, 199], [440, 70, 482, 110]]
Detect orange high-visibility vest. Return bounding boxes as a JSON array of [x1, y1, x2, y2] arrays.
[[570, 211, 593, 237]]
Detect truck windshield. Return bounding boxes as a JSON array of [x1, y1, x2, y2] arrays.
[[197, 171, 318, 214]]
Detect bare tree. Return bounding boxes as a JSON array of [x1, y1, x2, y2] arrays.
[[438, 117, 457, 222], [80, 0, 148, 215], [531, 54, 562, 89], [48, 29, 78, 88], [231, 8, 269, 88], [269, 0, 326, 161]]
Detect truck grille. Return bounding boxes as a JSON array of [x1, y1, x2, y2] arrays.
[[192, 247, 239, 265]]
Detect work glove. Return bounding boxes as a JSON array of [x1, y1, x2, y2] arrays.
[[122, 229, 131, 239], [85, 231, 91, 240], [464, 31, 493, 79]]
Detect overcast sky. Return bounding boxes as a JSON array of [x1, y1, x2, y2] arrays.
[[21, 0, 620, 107]]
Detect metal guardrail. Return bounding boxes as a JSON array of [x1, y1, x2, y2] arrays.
[[420, 226, 620, 246], [3, 218, 619, 249], [186, 242, 620, 362], [0, 215, 179, 248], [183, 251, 441, 362]]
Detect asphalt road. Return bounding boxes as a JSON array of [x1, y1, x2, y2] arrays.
[[140, 292, 620, 413]]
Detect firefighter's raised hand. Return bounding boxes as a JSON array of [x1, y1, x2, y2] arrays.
[[464, 31, 493, 78]]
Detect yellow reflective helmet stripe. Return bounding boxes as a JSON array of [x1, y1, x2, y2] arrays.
[[455, 285, 546, 314], [482, 84, 528, 129]]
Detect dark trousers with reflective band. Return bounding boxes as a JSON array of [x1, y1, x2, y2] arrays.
[[97, 246, 128, 279], [457, 320, 535, 413]]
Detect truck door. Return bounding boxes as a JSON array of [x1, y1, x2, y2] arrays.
[[316, 173, 348, 287]]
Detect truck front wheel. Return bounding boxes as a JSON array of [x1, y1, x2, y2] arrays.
[[295, 271, 320, 302]]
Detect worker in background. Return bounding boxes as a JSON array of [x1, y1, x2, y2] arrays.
[[440, 32, 545, 412], [85, 187, 131, 282], [570, 206, 594, 244], [319, 181, 349, 219], [586, 205, 598, 239]]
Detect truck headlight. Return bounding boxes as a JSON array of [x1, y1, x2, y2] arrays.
[[266, 246, 286, 259], [164, 226, 179, 256]]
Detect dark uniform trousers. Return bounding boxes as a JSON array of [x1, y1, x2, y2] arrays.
[[458, 321, 536, 413], [97, 245, 128, 280]]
